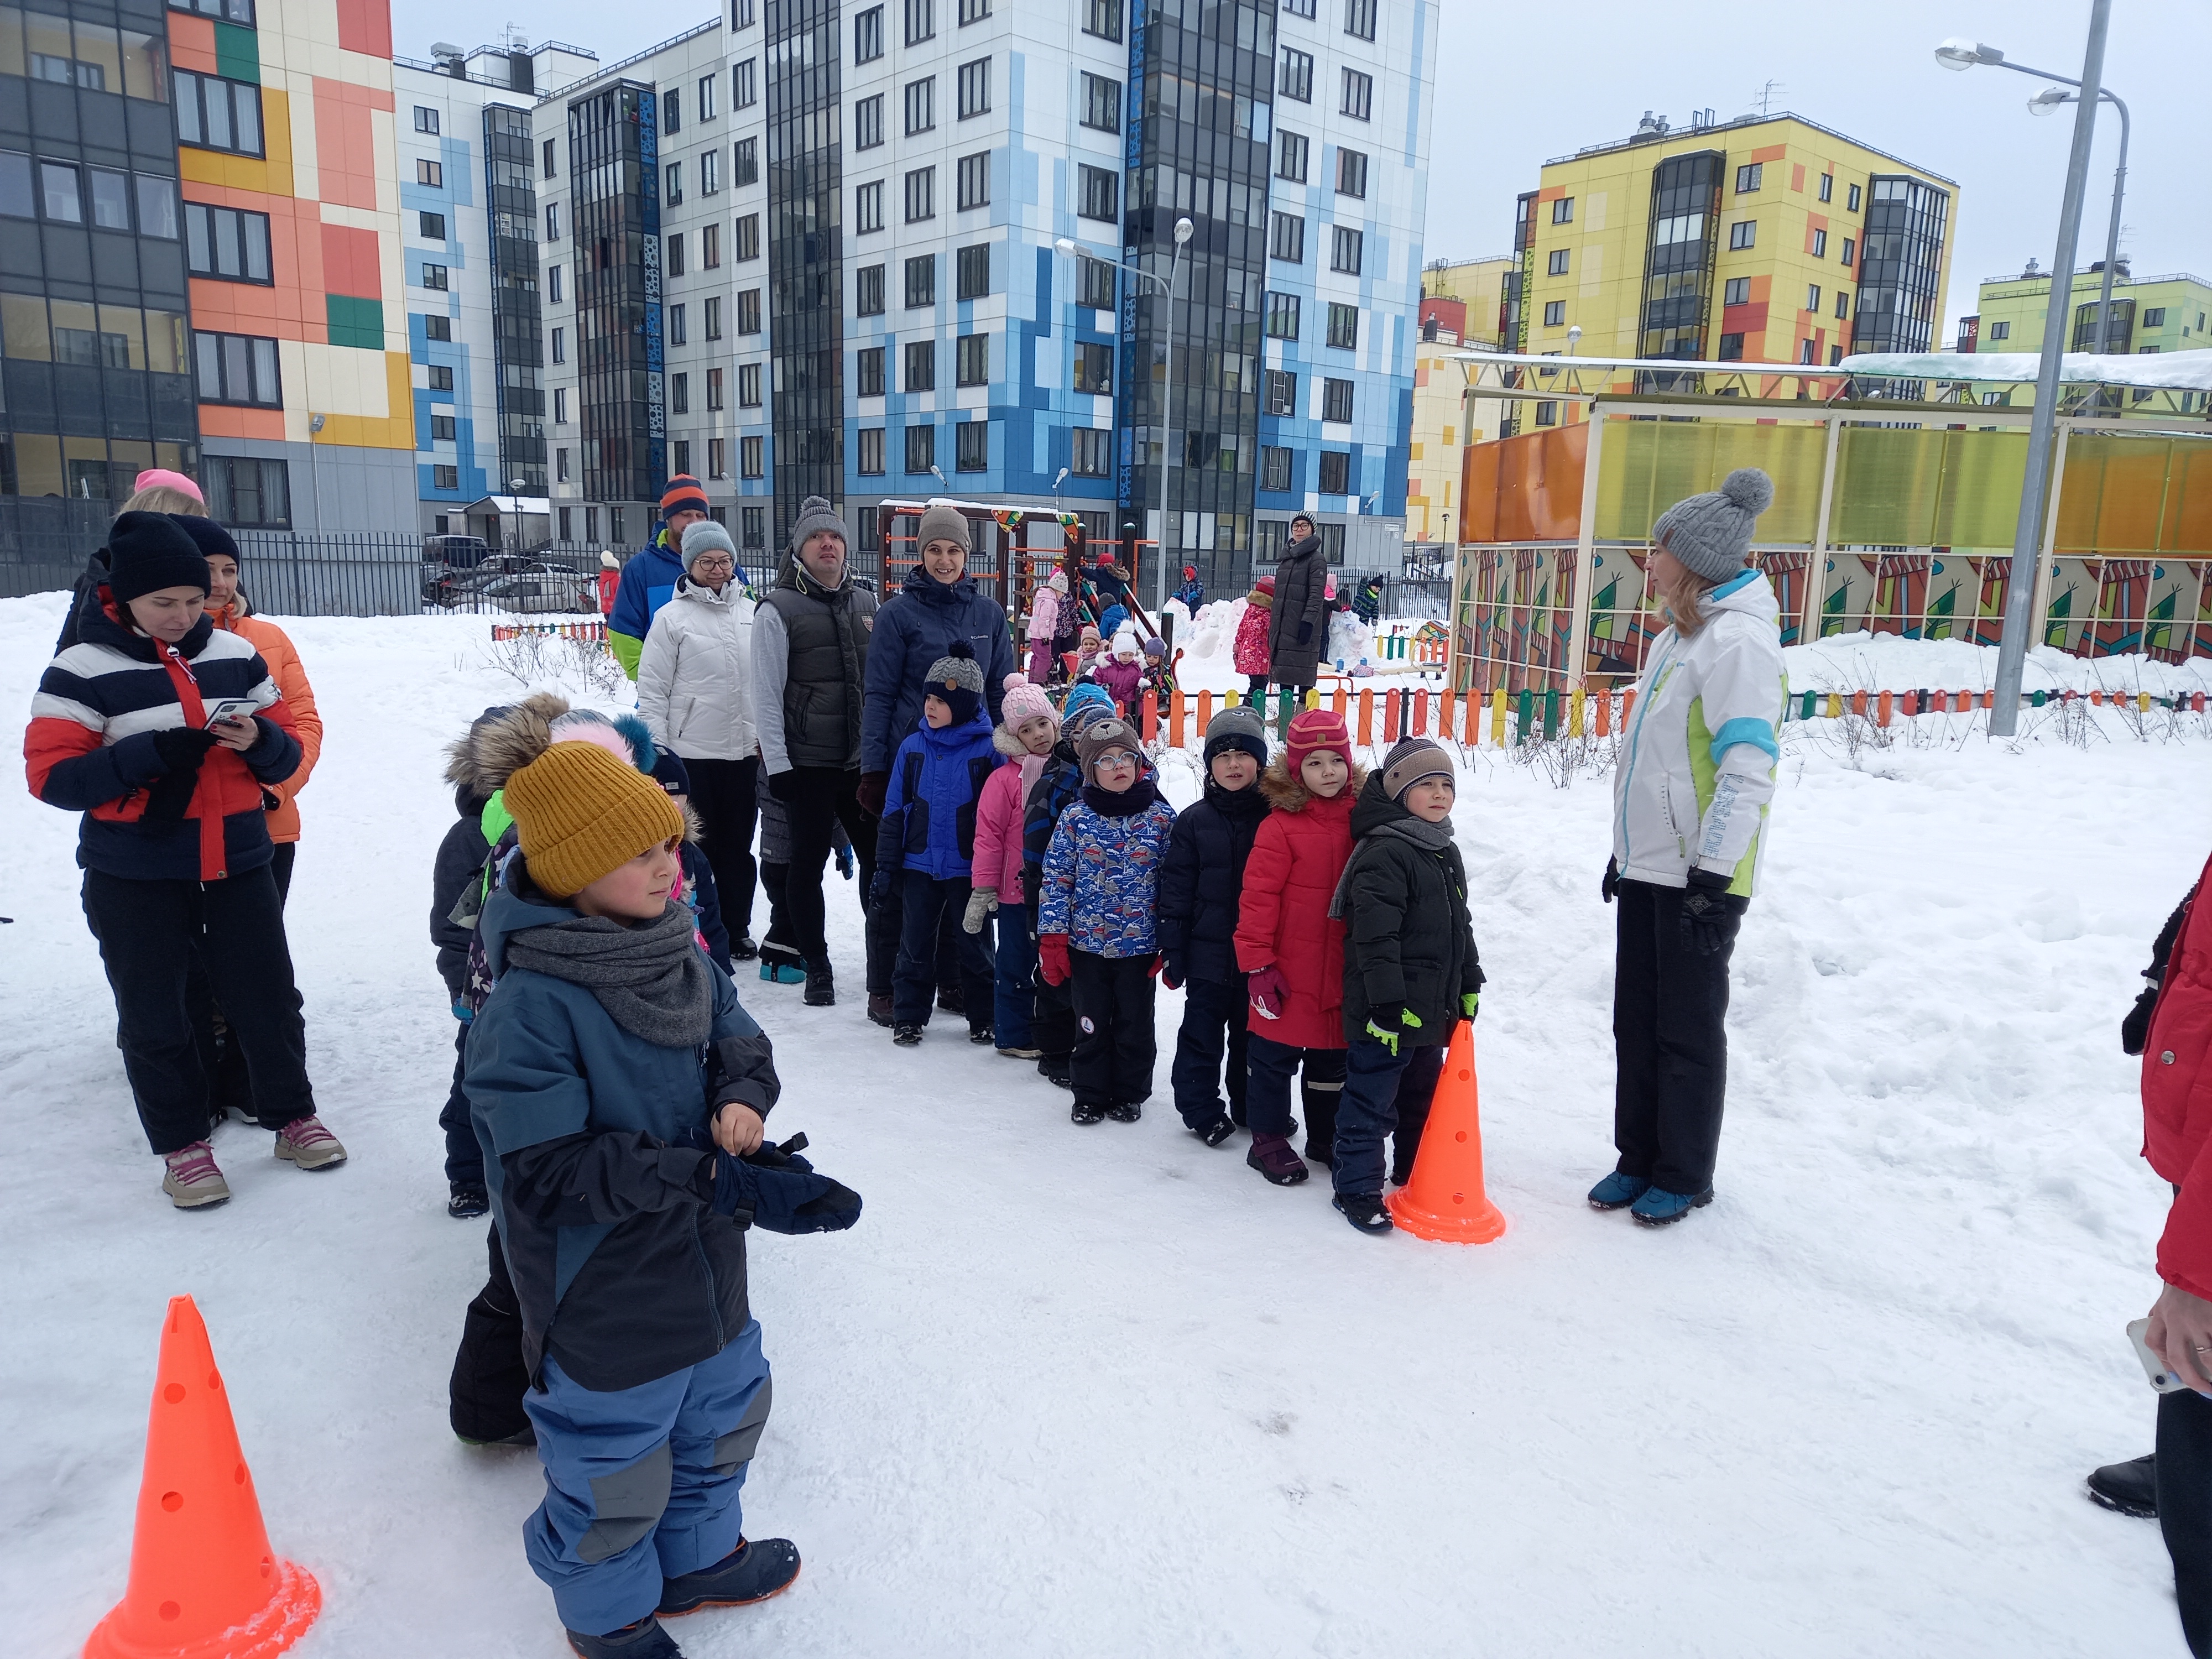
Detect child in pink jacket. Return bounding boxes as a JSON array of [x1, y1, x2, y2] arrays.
[[964, 675, 1062, 1058], [1026, 572, 1066, 685], [1234, 575, 1275, 699]]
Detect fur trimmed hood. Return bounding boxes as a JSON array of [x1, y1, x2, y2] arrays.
[[445, 692, 572, 805], [1259, 755, 1366, 815]]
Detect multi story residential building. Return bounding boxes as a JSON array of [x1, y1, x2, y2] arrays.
[[1505, 110, 1957, 433], [394, 38, 597, 534], [1966, 260, 2212, 358], [1407, 254, 1509, 542]]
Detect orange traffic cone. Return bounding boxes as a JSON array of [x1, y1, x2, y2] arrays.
[[84, 1296, 320, 1659], [1385, 1020, 1506, 1243]]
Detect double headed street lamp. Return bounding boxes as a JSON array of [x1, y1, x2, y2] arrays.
[[1056, 215, 1194, 612]]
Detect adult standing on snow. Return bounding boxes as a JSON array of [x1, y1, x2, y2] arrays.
[[1267, 513, 1329, 701], [639, 520, 761, 957], [1591, 468, 1783, 1227], [607, 476, 712, 680], [754, 497, 878, 1008]]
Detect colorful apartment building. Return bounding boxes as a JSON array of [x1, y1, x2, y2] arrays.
[[1407, 254, 1508, 541], [1967, 262, 2212, 358]]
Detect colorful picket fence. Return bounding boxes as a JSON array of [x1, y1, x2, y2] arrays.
[[489, 620, 609, 644]]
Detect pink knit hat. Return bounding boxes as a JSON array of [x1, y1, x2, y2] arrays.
[[134, 467, 204, 503], [1000, 673, 1058, 734]]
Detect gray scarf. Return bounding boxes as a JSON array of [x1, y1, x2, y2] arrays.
[[1328, 817, 1460, 921], [503, 902, 714, 1048]]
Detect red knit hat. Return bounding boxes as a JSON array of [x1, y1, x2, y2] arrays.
[[660, 474, 709, 521], [1285, 708, 1350, 768]]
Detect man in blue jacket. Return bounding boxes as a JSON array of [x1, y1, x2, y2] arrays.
[[608, 477, 711, 680]]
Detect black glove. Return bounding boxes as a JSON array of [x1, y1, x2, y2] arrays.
[[1159, 952, 1185, 992], [2122, 984, 2161, 1057], [1297, 620, 1313, 645], [869, 869, 893, 908], [1678, 868, 1741, 957], [1601, 857, 1620, 904], [767, 768, 800, 804], [711, 1135, 863, 1234], [152, 726, 221, 773], [856, 771, 889, 818]]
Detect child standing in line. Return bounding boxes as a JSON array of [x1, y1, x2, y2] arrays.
[[1157, 705, 1271, 1146], [1094, 629, 1144, 713], [1026, 570, 1066, 685], [966, 676, 1061, 1060], [1019, 684, 1118, 1089], [873, 643, 999, 1046], [1073, 623, 1104, 683], [1234, 708, 1364, 1187], [1234, 576, 1275, 701], [1330, 737, 1483, 1234], [1139, 635, 1178, 703], [1037, 717, 1178, 1125]]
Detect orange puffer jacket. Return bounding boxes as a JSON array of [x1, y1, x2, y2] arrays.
[[212, 602, 321, 843]]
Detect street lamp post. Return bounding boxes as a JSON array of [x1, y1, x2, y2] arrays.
[[2028, 84, 2130, 356], [1936, 8, 2112, 735]]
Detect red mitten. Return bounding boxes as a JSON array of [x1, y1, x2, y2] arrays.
[[1040, 933, 1072, 987], [1144, 953, 1162, 980], [1246, 963, 1290, 1021]]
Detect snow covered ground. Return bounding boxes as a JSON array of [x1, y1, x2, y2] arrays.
[[5, 591, 2211, 1657]]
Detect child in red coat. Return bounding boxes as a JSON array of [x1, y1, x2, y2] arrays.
[[1233, 707, 1363, 1186], [1233, 576, 1275, 700]]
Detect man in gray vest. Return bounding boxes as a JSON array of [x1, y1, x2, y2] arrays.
[[754, 497, 878, 1007]]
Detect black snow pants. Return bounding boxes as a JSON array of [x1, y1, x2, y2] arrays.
[[1611, 876, 1746, 1196]]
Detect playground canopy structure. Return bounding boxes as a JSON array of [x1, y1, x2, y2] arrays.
[[872, 499, 1166, 645], [1444, 350, 2212, 694]]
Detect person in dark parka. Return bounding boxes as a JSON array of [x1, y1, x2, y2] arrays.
[[1267, 512, 1330, 694]]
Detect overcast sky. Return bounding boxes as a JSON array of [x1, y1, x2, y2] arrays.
[[394, 0, 2207, 341]]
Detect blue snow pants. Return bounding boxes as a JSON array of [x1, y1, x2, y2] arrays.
[[522, 1321, 771, 1636], [992, 904, 1036, 1048]]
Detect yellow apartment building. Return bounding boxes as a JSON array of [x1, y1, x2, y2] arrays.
[[1408, 255, 1511, 541]]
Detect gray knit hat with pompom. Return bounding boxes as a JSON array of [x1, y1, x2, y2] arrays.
[[1651, 467, 1775, 583]]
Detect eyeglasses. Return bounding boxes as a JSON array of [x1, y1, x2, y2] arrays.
[[691, 556, 736, 571]]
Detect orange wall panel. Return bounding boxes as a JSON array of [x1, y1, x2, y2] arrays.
[[319, 222, 380, 301], [197, 405, 288, 441], [333, 0, 393, 60], [167, 12, 215, 71], [313, 82, 380, 211]]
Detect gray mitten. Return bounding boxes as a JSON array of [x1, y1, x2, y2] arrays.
[[962, 886, 999, 934]]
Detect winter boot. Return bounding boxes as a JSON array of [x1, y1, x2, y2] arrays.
[[732, 936, 759, 961], [450, 1279, 534, 1446], [1246, 1134, 1309, 1186], [1070, 1098, 1105, 1125], [996, 1043, 1043, 1060], [936, 982, 966, 1016], [1629, 1185, 1713, 1227], [893, 1024, 924, 1047], [867, 992, 895, 1027], [447, 1181, 489, 1220], [564, 1616, 683, 1658], [161, 1141, 232, 1211], [658, 1537, 802, 1615], [274, 1114, 347, 1171], [1105, 1101, 1141, 1123], [1300, 1076, 1340, 1168], [759, 959, 807, 986], [1334, 1192, 1394, 1235], [1191, 1114, 1236, 1147], [2086, 1454, 2158, 1519], [968, 1026, 995, 1045], [804, 966, 836, 1006], [1039, 1055, 1072, 1091], [1587, 1171, 1651, 1211]]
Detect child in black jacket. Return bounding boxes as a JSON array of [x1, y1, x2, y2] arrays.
[[1158, 706, 1271, 1145]]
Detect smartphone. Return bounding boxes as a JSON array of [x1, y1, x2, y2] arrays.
[[201, 697, 259, 729], [2128, 1318, 2195, 1393]]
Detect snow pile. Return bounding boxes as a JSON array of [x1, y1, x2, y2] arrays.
[[2, 593, 2208, 1654], [1843, 348, 2212, 391], [1788, 631, 2212, 699]]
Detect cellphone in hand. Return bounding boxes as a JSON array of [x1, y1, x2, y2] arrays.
[[201, 697, 259, 729], [2128, 1318, 2195, 1394]]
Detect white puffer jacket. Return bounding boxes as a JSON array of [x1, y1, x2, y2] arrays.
[[1611, 568, 1787, 895], [637, 575, 758, 761]]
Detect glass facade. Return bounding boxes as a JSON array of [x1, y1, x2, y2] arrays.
[[568, 81, 662, 507], [0, 0, 198, 564], [484, 102, 546, 491], [1853, 174, 1948, 355], [766, 0, 841, 549], [1636, 148, 1720, 390]]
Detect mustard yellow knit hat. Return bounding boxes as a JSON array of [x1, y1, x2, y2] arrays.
[[505, 739, 685, 899]]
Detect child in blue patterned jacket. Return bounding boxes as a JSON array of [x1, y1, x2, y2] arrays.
[[1037, 716, 1178, 1125]]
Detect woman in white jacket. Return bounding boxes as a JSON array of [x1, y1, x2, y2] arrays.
[[638, 519, 761, 953], [1592, 468, 1786, 1228]]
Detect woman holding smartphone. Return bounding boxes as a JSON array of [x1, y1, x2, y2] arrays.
[[24, 512, 345, 1211]]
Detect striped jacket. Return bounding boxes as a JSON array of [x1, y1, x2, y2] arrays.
[[25, 599, 300, 882]]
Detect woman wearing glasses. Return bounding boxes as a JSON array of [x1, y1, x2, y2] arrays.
[[638, 519, 763, 957]]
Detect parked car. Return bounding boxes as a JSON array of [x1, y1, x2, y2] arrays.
[[473, 572, 598, 614], [423, 534, 492, 570]]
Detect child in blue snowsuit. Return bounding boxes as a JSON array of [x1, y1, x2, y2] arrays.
[[873, 641, 999, 1044]]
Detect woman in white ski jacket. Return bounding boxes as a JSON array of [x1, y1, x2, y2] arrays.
[[638, 519, 762, 952], [1591, 467, 1786, 1227]]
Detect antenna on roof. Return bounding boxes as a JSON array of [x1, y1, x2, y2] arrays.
[[1753, 79, 1782, 117]]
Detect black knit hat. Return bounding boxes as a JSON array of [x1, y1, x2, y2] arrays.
[[106, 510, 211, 603], [169, 513, 241, 568], [924, 639, 984, 725], [1202, 704, 1268, 768]]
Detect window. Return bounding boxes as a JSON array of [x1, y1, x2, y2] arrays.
[[414, 106, 440, 134], [905, 77, 936, 135], [733, 59, 757, 109], [1326, 302, 1358, 349], [1083, 0, 1121, 41], [1082, 73, 1121, 133], [957, 242, 990, 298], [548, 264, 564, 302], [1806, 284, 1820, 312], [1280, 48, 1313, 102], [557, 452, 570, 486], [958, 152, 990, 211], [1552, 196, 1574, 225], [1263, 368, 1296, 415], [1322, 377, 1354, 423], [1277, 130, 1308, 183], [906, 253, 937, 307], [185, 202, 272, 283], [858, 346, 886, 396], [1336, 147, 1368, 199], [959, 0, 989, 19], [1723, 276, 1749, 306], [543, 138, 557, 178], [429, 412, 456, 441], [1328, 226, 1363, 275], [1846, 182, 1861, 211], [417, 158, 445, 189], [1834, 288, 1849, 319], [699, 74, 719, 121], [735, 139, 758, 187], [135, 175, 179, 239], [1828, 344, 1844, 367], [671, 373, 689, 412], [1280, 0, 1314, 15], [957, 57, 989, 119], [1840, 236, 1854, 268], [709, 438, 729, 480], [552, 387, 566, 422], [1261, 446, 1292, 492], [905, 0, 933, 45], [672, 440, 692, 477], [701, 149, 721, 195], [905, 339, 936, 389], [705, 295, 724, 340], [858, 427, 886, 474], [1073, 341, 1112, 394], [708, 367, 725, 408], [1532, 403, 1557, 428], [550, 326, 566, 362], [1805, 227, 1826, 259], [905, 166, 935, 222], [421, 262, 448, 290], [855, 181, 885, 233], [1265, 292, 1301, 339], [737, 289, 761, 333], [544, 200, 560, 241], [425, 314, 452, 341], [857, 264, 886, 315], [1798, 338, 1817, 365], [956, 421, 988, 471], [662, 89, 681, 134], [1270, 212, 1305, 264], [1542, 300, 1566, 327], [669, 304, 687, 345], [742, 435, 765, 478], [904, 424, 936, 473], [1078, 164, 1116, 222], [418, 209, 447, 241], [1728, 220, 1755, 250], [1071, 427, 1111, 477], [174, 71, 264, 156], [1343, 0, 1376, 39], [667, 232, 686, 276], [1078, 255, 1115, 310], [2145, 307, 2168, 328], [734, 216, 758, 262], [1253, 520, 1288, 560], [1734, 162, 1762, 194], [433, 464, 459, 490], [855, 95, 884, 150], [427, 364, 454, 390], [665, 162, 683, 205], [1339, 67, 1371, 121], [194, 330, 281, 406], [739, 362, 761, 406], [1318, 451, 1349, 493], [855, 4, 884, 61]]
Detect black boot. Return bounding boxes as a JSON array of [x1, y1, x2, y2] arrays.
[[2086, 1453, 2158, 1518], [1301, 1077, 1340, 1168], [804, 965, 835, 1007], [936, 982, 966, 1016], [447, 1180, 489, 1220], [565, 1616, 682, 1658], [1334, 1192, 1394, 1234], [867, 992, 895, 1027], [658, 1537, 801, 1614]]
